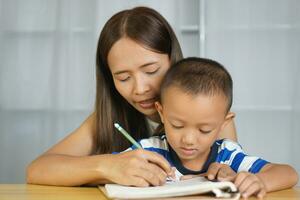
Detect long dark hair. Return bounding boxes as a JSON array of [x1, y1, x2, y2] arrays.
[[94, 6, 183, 154]]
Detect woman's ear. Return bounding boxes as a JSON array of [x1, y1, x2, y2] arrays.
[[155, 101, 164, 124], [221, 112, 235, 131]]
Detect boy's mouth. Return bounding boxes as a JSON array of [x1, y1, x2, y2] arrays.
[[180, 147, 197, 156]]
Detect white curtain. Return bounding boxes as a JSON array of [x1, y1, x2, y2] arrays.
[[0, 0, 99, 182], [0, 0, 299, 183], [291, 54, 300, 175], [203, 0, 300, 164]]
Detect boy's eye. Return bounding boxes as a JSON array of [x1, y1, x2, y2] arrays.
[[200, 129, 212, 134], [171, 124, 183, 129]]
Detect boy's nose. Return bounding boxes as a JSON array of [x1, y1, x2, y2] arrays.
[[181, 131, 197, 146]]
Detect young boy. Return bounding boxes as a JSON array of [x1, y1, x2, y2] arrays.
[[123, 57, 298, 198]]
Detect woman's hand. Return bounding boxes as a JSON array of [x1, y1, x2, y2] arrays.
[[234, 172, 266, 199], [102, 149, 173, 187]]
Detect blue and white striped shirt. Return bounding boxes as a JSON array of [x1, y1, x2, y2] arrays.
[[123, 135, 269, 176]]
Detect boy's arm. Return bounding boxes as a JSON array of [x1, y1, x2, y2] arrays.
[[256, 163, 299, 192]]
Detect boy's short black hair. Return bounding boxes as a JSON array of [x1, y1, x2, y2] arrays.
[[160, 57, 233, 112]]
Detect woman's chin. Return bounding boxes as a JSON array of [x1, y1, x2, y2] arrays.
[[143, 109, 158, 117], [140, 108, 160, 121], [131, 104, 160, 121]]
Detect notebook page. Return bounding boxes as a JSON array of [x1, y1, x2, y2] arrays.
[[104, 177, 238, 199]]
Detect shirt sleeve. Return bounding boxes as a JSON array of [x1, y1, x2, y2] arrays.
[[112, 136, 168, 155], [215, 139, 269, 173]]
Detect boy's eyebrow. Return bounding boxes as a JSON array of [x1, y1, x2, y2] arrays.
[[167, 115, 184, 121], [113, 61, 158, 75], [168, 115, 213, 126]]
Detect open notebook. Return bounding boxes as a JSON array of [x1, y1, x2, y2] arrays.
[[100, 177, 240, 199]]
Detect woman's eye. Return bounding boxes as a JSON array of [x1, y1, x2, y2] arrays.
[[116, 76, 130, 82], [171, 124, 183, 129], [119, 77, 130, 82], [145, 68, 159, 75]]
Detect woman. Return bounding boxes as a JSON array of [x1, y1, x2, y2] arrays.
[[26, 6, 237, 187]]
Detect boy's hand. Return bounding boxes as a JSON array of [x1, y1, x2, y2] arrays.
[[234, 172, 266, 199], [180, 162, 236, 181], [206, 162, 236, 181]]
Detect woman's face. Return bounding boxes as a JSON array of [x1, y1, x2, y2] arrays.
[[107, 37, 170, 120]]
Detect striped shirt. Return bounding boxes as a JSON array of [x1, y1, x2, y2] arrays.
[[123, 135, 269, 177]]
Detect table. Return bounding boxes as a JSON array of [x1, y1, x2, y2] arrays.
[[0, 184, 299, 200], [0, 184, 108, 200]]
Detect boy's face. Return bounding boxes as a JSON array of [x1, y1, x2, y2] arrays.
[[156, 86, 234, 169]]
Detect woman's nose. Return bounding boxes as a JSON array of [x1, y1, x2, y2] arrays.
[[133, 76, 150, 95]]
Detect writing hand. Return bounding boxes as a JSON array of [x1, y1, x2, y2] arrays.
[[104, 149, 173, 187]]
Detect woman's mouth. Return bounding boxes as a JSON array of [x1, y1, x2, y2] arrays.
[[137, 98, 156, 109]]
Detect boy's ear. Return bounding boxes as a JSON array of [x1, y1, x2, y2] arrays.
[[155, 101, 164, 124], [221, 112, 235, 131]]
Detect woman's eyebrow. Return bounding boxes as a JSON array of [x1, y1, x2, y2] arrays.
[[113, 61, 158, 75], [139, 61, 158, 69], [113, 70, 129, 75]]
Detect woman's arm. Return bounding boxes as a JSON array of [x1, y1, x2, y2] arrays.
[[26, 113, 100, 186], [218, 118, 237, 141], [26, 113, 172, 186]]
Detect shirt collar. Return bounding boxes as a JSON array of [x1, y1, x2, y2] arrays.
[[168, 140, 220, 175]]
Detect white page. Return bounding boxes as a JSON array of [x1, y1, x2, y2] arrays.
[[104, 177, 239, 199]]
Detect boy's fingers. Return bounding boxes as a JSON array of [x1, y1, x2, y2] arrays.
[[218, 173, 235, 181], [217, 167, 236, 181], [206, 162, 221, 180], [257, 189, 266, 199], [238, 176, 254, 194], [234, 172, 248, 188], [241, 182, 260, 199], [217, 168, 227, 178]]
